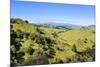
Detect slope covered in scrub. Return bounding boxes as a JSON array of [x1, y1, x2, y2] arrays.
[[10, 18, 95, 66]]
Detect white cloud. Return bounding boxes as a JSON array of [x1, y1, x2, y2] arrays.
[[17, 0, 95, 5]]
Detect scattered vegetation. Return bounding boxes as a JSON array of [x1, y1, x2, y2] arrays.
[[10, 18, 95, 66]]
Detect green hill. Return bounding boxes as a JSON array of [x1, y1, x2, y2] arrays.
[[10, 18, 95, 66], [58, 28, 95, 52]]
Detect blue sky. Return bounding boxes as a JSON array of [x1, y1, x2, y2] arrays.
[[11, 0, 95, 25]]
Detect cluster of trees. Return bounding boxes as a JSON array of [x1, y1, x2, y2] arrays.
[[10, 18, 57, 66], [71, 44, 95, 62]]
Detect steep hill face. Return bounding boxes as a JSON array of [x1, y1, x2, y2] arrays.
[[11, 18, 95, 66]]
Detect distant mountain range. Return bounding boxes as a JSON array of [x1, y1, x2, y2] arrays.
[[33, 22, 82, 29], [87, 25, 95, 30], [33, 22, 95, 29]]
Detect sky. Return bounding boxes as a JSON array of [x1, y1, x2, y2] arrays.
[[11, 0, 95, 25]]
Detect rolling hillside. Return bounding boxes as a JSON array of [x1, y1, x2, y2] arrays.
[[11, 18, 95, 66], [58, 28, 95, 52]]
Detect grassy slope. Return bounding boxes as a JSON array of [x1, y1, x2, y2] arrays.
[[58, 28, 95, 52], [12, 23, 36, 33]]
